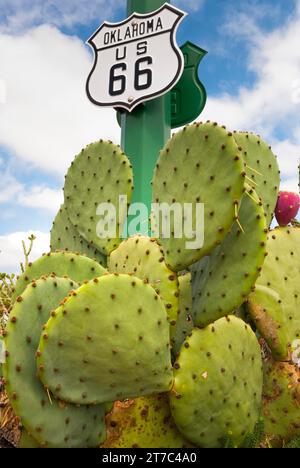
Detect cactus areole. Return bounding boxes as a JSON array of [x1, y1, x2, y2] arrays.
[[86, 0, 207, 217]]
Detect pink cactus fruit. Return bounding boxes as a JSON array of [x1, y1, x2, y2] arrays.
[[275, 191, 300, 226]]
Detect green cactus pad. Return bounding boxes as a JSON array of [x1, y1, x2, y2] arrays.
[[51, 205, 107, 267], [102, 394, 194, 448], [173, 273, 193, 356], [233, 132, 280, 226], [12, 251, 106, 302], [3, 276, 106, 448], [253, 227, 300, 360], [64, 140, 133, 255], [170, 316, 263, 448], [104, 402, 114, 414], [263, 359, 300, 445], [18, 431, 40, 448], [37, 274, 173, 405], [247, 285, 287, 360], [191, 190, 267, 327], [109, 236, 179, 342], [152, 122, 245, 271]]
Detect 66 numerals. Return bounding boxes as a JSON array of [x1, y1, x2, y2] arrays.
[[109, 56, 153, 96]]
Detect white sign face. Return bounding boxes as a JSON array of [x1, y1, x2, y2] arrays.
[[86, 3, 186, 111]]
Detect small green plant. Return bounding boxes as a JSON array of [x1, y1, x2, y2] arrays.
[[0, 273, 15, 329], [284, 434, 300, 449], [1, 235, 36, 329], [20, 234, 36, 273], [242, 418, 265, 449]]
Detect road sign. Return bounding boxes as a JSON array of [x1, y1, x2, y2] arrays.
[[117, 41, 208, 129], [171, 41, 207, 128], [86, 3, 186, 111]]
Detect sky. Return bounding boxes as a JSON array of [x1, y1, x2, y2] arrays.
[[0, 0, 299, 272]]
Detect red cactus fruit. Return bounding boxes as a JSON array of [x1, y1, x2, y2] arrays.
[[275, 191, 300, 226]]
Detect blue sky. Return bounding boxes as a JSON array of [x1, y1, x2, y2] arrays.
[[0, 0, 299, 271]]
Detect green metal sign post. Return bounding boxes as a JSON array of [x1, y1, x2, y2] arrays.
[[120, 0, 172, 220]]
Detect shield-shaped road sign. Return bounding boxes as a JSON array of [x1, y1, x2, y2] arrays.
[[86, 3, 186, 111], [171, 41, 207, 128]]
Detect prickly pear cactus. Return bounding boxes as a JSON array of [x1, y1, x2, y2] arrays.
[[12, 251, 106, 302], [262, 359, 300, 445], [102, 394, 193, 448], [247, 285, 287, 361], [152, 122, 245, 271], [3, 123, 295, 448], [37, 274, 173, 405], [173, 273, 193, 356], [233, 132, 280, 226], [191, 190, 267, 327], [248, 227, 300, 361], [64, 141, 133, 256], [109, 236, 179, 343], [3, 276, 106, 448], [51, 205, 107, 266], [169, 316, 263, 448]]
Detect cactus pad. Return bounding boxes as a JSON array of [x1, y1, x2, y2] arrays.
[[64, 140, 133, 255], [170, 316, 263, 448], [263, 359, 300, 445], [233, 132, 280, 226], [247, 285, 287, 360], [191, 190, 267, 327], [253, 227, 300, 360], [173, 273, 193, 356], [109, 236, 179, 342], [102, 394, 193, 448], [152, 122, 245, 271], [37, 274, 173, 405], [18, 431, 40, 448], [12, 251, 106, 301], [3, 276, 106, 448], [51, 205, 107, 266]]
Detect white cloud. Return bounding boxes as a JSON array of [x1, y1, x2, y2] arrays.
[[202, 2, 300, 192], [0, 0, 124, 33], [0, 170, 22, 203], [0, 25, 119, 176], [0, 167, 62, 213], [0, 77, 6, 104], [18, 186, 63, 212], [0, 230, 50, 273], [280, 177, 299, 193], [273, 134, 300, 180]]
